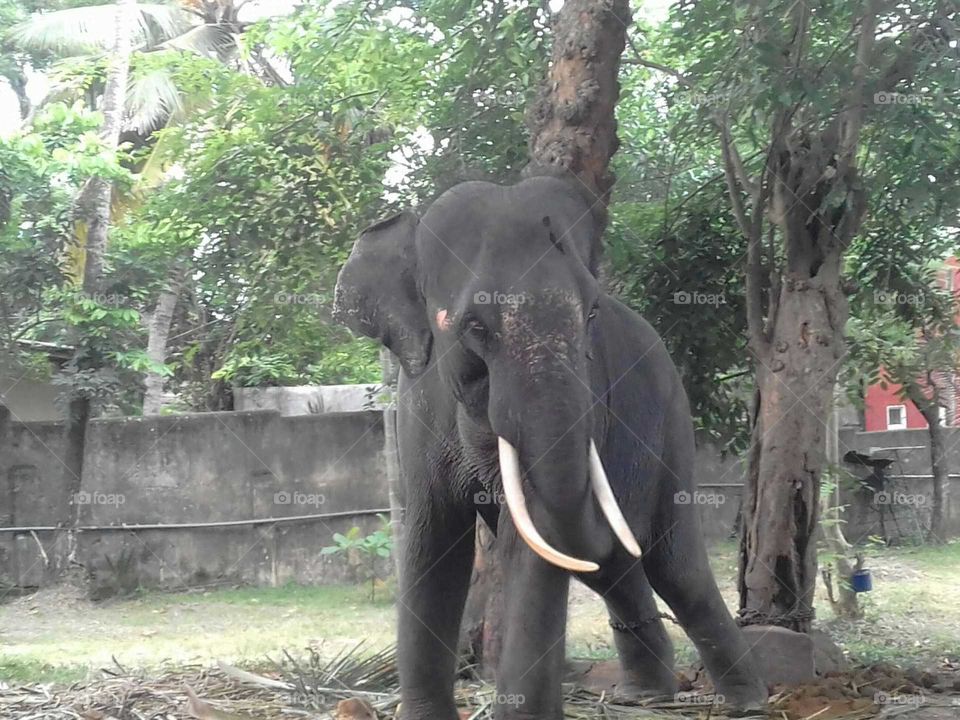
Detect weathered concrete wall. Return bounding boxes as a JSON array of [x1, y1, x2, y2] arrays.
[[0, 410, 390, 594], [5, 414, 953, 595], [838, 427, 960, 543], [692, 441, 743, 542], [0, 377, 61, 422], [234, 384, 386, 415]]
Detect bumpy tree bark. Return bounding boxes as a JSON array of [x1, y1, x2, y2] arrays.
[[913, 379, 950, 543], [461, 0, 631, 674], [527, 0, 631, 223], [728, 1, 877, 631]]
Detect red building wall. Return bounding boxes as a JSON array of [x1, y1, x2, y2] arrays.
[[862, 258, 960, 432], [863, 379, 930, 431]]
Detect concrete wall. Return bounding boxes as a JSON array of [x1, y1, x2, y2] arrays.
[[837, 427, 960, 543], [0, 376, 61, 422], [4, 414, 954, 596], [0, 410, 390, 595], [234, 384, 387, 415]]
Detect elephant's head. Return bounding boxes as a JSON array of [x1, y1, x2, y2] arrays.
[[333, 175, 640, 572]]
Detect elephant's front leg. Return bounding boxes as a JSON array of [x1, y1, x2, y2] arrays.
[[398, 499, 475, 720], [495, 529, 571, 720]]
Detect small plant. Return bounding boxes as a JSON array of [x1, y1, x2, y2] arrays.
[[321, 514, 393, 600]]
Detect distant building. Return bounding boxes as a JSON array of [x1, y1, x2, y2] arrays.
[[0, 340, 73, 422], [862, 258, 960, 432]]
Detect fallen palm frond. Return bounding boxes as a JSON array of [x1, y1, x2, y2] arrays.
[[2, 646, 952, 720]]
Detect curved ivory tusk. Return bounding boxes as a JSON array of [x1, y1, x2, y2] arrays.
[[589, 440, 643, 558], [498, 437, 600, 573]]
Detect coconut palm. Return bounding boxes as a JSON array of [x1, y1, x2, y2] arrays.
[[9, 0, 280, 134]]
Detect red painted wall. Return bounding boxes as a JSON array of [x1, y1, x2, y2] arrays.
[[862, 258, 960, 432], [863, 379, 929, 431]]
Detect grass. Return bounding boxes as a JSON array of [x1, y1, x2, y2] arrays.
[[0, 583, 395, 684], [2, 542, 958, 684]]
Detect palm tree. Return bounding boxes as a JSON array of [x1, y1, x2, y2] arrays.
[[12, 1, 288, 415], [62, 0, 137, 544], [10, 0, 282, 133]]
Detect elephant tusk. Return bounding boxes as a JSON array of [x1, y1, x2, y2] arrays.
[[589, 440, 643, 558], [497, 437, 600, 573]]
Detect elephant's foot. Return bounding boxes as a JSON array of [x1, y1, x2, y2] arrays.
[[614, 667, 678, 702], [714, 675, 769, 715], [398, 694, 460, 720]]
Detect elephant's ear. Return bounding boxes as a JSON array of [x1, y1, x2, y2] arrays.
[[333, 212, 433, 377]]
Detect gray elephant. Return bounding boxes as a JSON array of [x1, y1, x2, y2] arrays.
[[333, 172, 767, 720]]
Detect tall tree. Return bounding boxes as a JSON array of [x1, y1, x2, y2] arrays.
[[699, 0, 952, 629], [463, 0, 632, 674], [629, 0, 958, 629], [61, 0, 136, 538]]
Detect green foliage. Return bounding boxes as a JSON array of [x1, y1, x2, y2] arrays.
[[322, 515, 394, 600]]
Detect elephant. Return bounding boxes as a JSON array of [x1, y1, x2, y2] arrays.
[[333, 172, 767, 720]]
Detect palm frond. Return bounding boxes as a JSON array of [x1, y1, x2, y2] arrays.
[[126, 67, 184, 134], [9, 4, 195, 55], [162, 23, 239, 60]]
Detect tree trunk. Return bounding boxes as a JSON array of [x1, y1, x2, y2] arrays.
[[739, 277, 845, 631], [460, 0, 632, 676], [459, 522, 504, 678], [60, 0, 137, 539], [6, 68, 31, 121], [526, 0, 631, 232], [915, 393, 950, 543], [728, 0, 877, 631], [143, 265, 184, 414]]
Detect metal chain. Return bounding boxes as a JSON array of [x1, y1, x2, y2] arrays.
[[609, 612, 679, 632]]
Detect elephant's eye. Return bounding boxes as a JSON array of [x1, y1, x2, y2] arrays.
[[463, 315, 488, 340], [587, 304, 599, 322]]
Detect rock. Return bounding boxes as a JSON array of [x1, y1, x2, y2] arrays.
[[809, 629, 849, 675], [741, 625, 816, 686]]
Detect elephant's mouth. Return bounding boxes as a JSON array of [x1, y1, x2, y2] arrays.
[[497, 437, 642, 573]]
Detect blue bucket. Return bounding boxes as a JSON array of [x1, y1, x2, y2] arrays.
[[851, 569, 872, 593]]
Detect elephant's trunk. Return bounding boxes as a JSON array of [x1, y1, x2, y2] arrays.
[[489, 365, 641, 572], [497, 435, 642, 572]]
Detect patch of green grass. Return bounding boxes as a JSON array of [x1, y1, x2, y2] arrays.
[[0, 583, 396, 684], [4, 543, 959, 684], [0, 657, 91, 684]]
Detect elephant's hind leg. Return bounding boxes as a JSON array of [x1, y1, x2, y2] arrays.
[[578, 558, 678, 698]]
